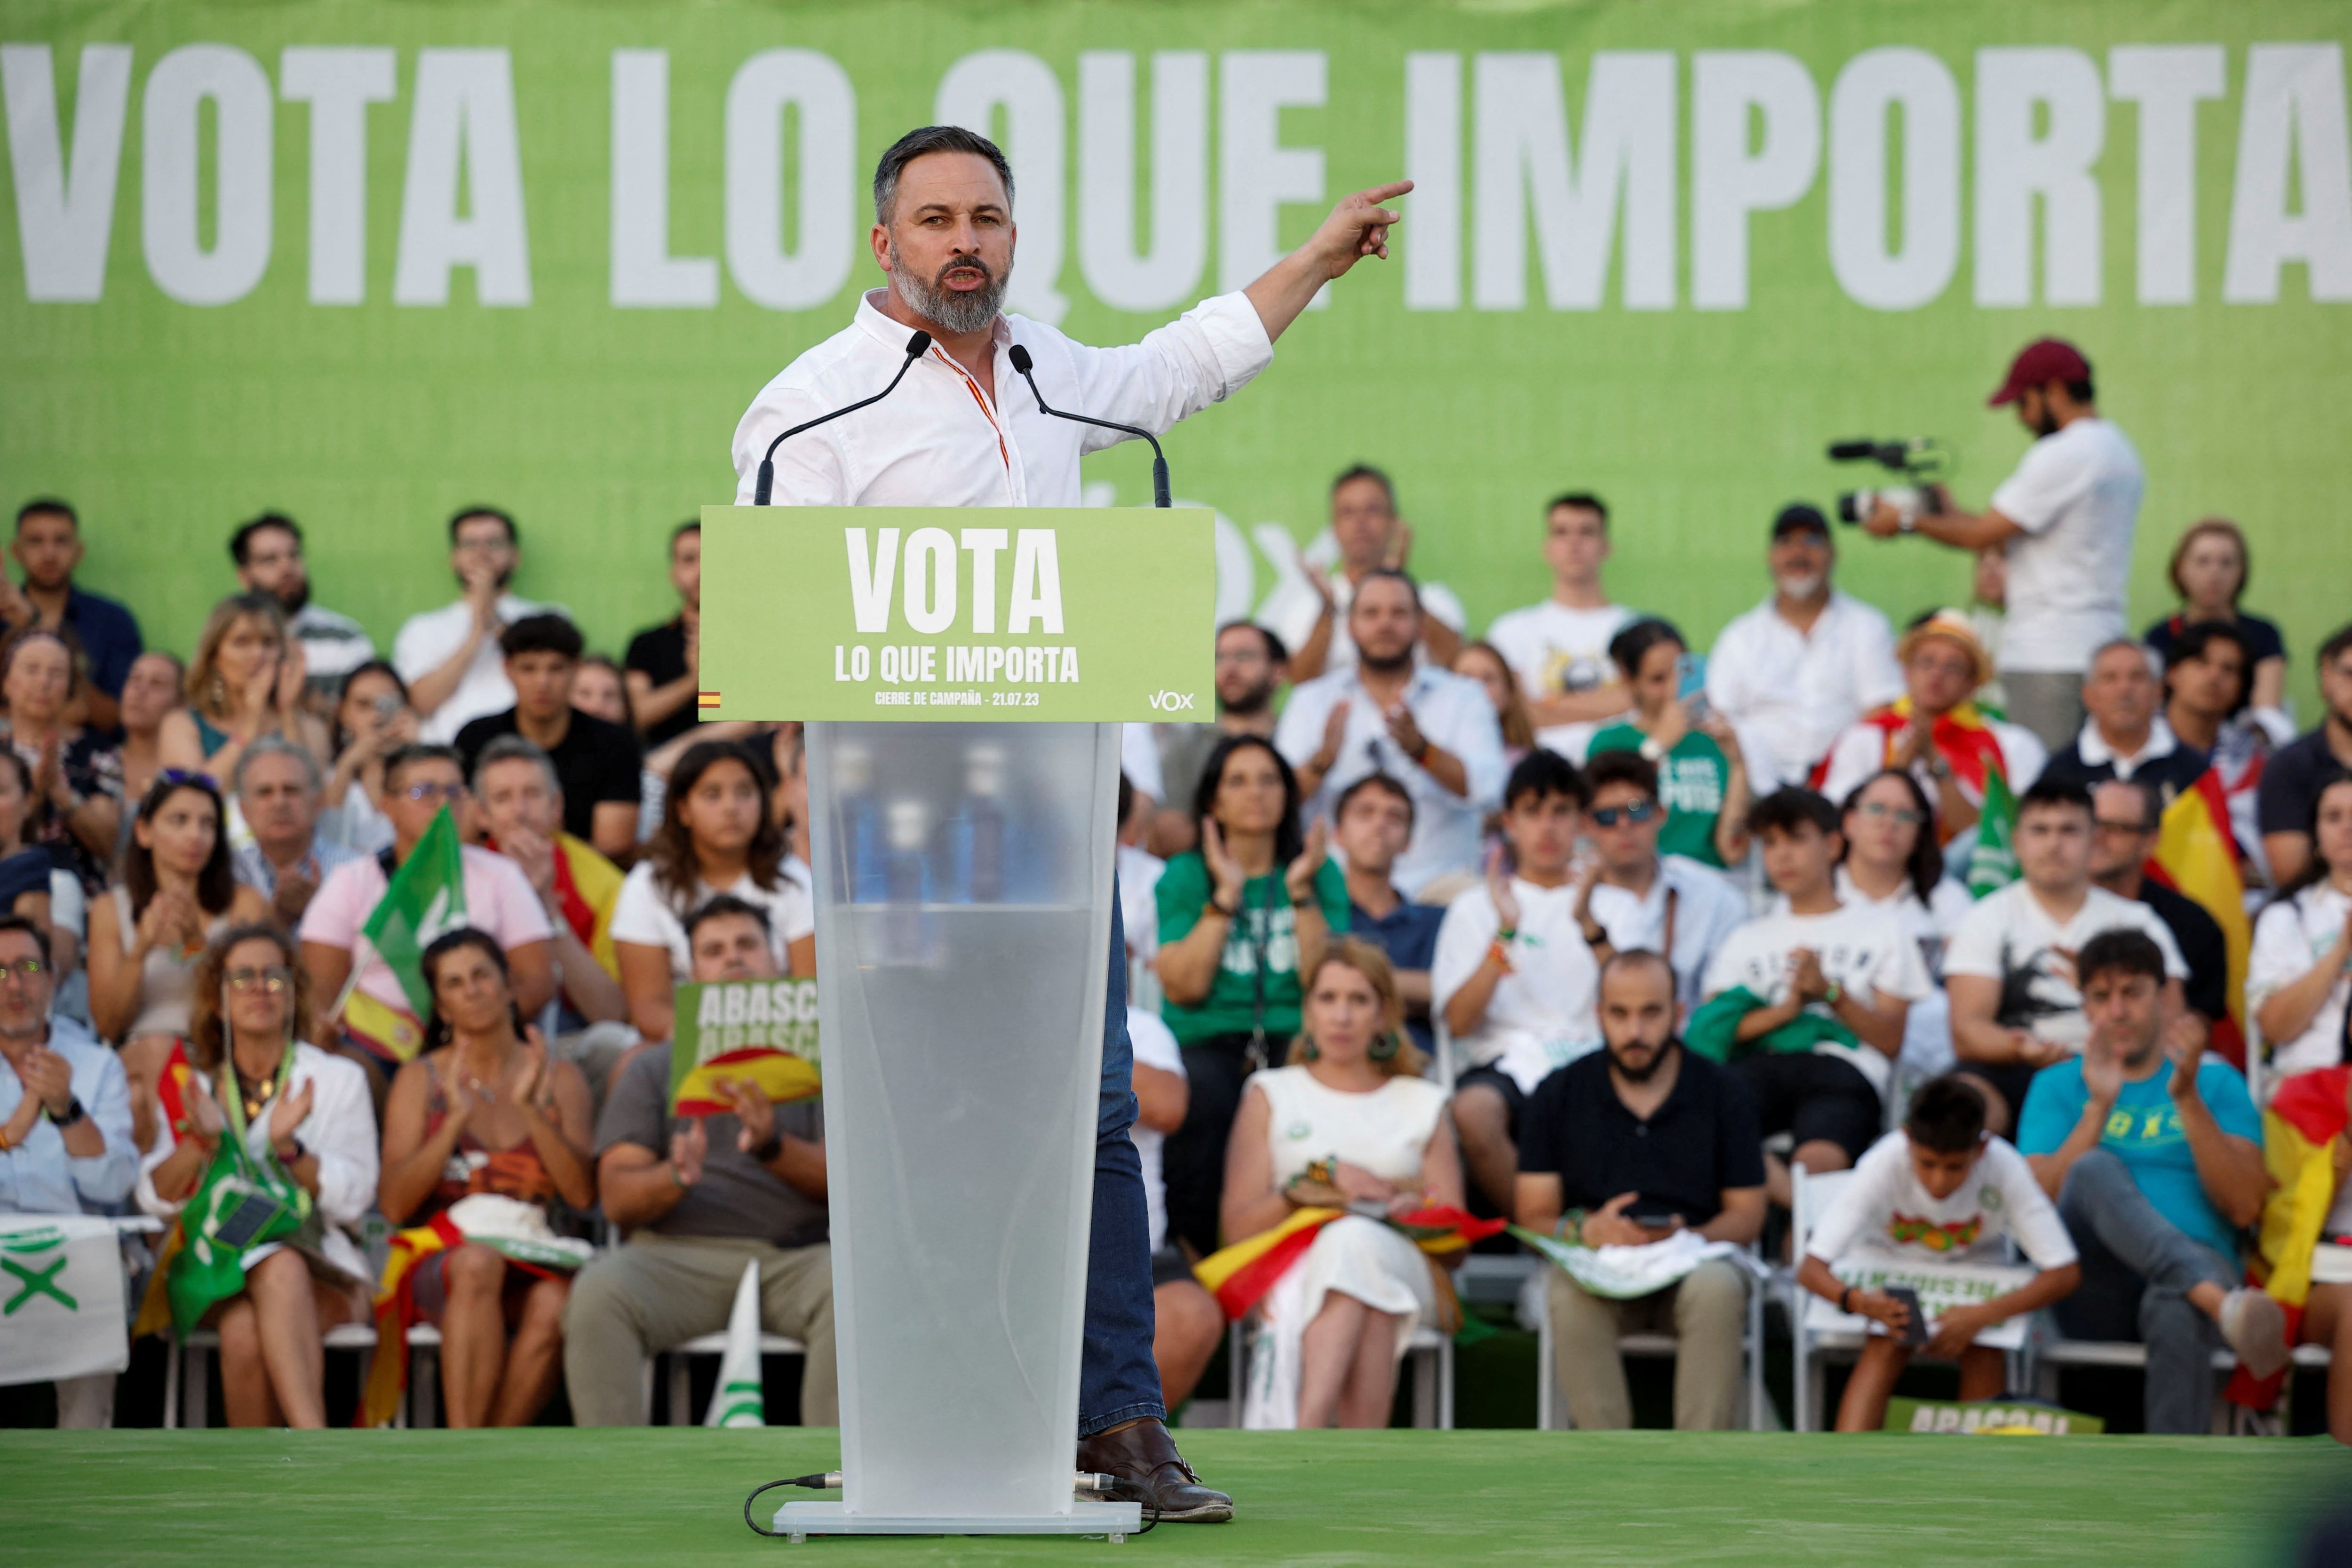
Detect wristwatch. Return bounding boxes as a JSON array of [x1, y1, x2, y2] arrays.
[[751, 1130, 785, 1164], [1637, 737, 1667, 763], [51, 1097, 86, 1129]]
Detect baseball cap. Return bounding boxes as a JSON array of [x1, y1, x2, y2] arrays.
[[1772, 502, 1830, 540], [1988, 338, 2091, 406]]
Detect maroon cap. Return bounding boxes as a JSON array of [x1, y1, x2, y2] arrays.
[[1988, 338, 2090, 406]]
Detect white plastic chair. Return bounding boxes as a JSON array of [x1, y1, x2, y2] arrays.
[[1788, 1164, 1862, 1433], [163, 1321, 384, 1429], [660, 1333, 810, 1425]]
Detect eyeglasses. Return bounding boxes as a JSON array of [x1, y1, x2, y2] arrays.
[[1857, 801, 1929, 827], [400, 782, 470, 803], [226, 965, 293, 993], [0, 958, 48, 983], [1589, 801, 1660, 828]]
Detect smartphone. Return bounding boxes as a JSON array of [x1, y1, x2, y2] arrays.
[[1885, 1285, 1931, 1346], [1625, 1201, 1682, 1229], [1674, 651, 1709, 722]]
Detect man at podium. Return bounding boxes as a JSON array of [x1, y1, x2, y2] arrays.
[[732, 124, 1407, 1521]]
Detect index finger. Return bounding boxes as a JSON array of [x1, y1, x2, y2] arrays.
[[1352, 179, 1414, 205]]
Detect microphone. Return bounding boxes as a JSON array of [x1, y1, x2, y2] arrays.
[[753, 330, 932, 505], [1006, 343, 1171, 508], [1825, 438, 1883, 462]]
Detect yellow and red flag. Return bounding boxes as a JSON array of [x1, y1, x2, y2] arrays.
[[2146, 768, 2250, 1063], [1192, 1204, 1504, 1322]]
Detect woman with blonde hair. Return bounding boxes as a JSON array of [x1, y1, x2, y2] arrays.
[[159, 593, 332, 783], [1219, 939, 1463, 1428], [1453, 640, 1536, 762]]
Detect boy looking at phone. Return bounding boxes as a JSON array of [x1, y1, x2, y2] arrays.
[[1796, 1075, 2082, 1432]]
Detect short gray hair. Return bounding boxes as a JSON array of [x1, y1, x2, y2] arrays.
[[234, 733, 321, 796], [872, 125, 1012, 225], [474, 733, 561, 799]]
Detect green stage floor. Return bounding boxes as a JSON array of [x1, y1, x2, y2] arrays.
[[13, 1428, 2350, 1566]]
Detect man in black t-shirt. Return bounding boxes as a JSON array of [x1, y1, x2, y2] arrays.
[[453, 613, 642, 857], [2258, 623, 2352, 886], [2087, 779, 2233, 1043], [1514, 950, 1766, 1431], [624, 521, 702, 748]]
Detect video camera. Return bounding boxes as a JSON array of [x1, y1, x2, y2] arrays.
[[1828, 438, 1955, 530]]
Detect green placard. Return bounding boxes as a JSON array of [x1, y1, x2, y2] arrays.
[[1883, 1398, 2103, 1437], [667, 978, 822, 1116], [699, 506, 1215, 723]]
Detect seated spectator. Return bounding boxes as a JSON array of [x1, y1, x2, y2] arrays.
[[1694, 788, 1928, 1206], [229, 513, 374, 707], [377, 929, 595, 1427], [564, 897, 833, 1425], [1817, 611, 2046, 880], [1833, 769, 1973, 957], [1154, 734, 1344, 1258], [1149, 621, 1287, 860], [136, 924, 378, 1428], [1127, 1003, 1221, 1409], [1434, 751, 1599, 1213], [2259, 625, 2352, 888], [319, 660, 416, 856], [91, 776, 270, 1149], [1219, 940, 1461, 1428], [611, 741, 811, 1045], [1278, 569, 1505, 897], [299, 745, 555, 1069], [1796, 1076, 2080, 1432], [1945, 777, 2190, 1132], [622, 521, 703, 749], [116, 650, 182, 809], [473, 735, 628, 1037], [0, 750, 58, 931], [0, 499, 142, 732], [1705, 503, 1904, 788], [2018, 929, 2284, 1433], [0, 914, 135, 1428], [1484, 492, 1633, 759], [1330, 775, 1444, 1058], [1452, 640, 1536, 767], [1589, 618, 1769, 868], [453, 615, 642, 859], [1516, 949, 1765, 1430], [2088, 780, 2233, 1053], [0, 629, 122, 888], [1116, 774, 1163, 982], [160, 593, 333, 786], [2145, 517, 2291, 740], [1580, 751, 1748, 1014], [2250, 771, 2352, 1084], [1281, 466, 1463, 684], [2042, 639, 2211, 802], [571, 654, 675, 847], [231, 735, 358, 930], [2162, 622, 2272, 885], [395, 508, 560, 744]]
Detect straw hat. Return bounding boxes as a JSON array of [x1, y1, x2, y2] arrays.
[[1896, 610, 1994, 689]]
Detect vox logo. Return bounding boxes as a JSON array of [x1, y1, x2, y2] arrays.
[[1147, 691, 1197, 711]]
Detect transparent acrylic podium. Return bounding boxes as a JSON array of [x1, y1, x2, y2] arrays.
[[778, 719, 1141, 1539]]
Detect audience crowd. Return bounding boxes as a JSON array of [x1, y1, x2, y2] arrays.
[[6, 339, 2352, 1444]]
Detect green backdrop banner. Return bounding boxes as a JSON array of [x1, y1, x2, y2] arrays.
[[4, 2, 2348, 711]]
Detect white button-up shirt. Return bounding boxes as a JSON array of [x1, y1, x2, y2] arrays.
[[1705, 590, 1903, 785], [733, 290, 1272, 508], [0, 1018, 136, 1216], [393, 592, 562, 745], [1273, 665, 1507, 897]]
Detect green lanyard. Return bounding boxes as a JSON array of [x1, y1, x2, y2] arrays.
[[219, 1038, 297, 1154]]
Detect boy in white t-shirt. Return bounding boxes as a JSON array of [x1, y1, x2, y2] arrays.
[[1127, 1006, 1223, 1409], [1797, 1076, 2082, 1431], [1484, 493, 1636, 761], [1697, 788, 1931, 1208]]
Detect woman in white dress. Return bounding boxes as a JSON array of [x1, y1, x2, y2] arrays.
[[1220, 939, 1463, 1429]]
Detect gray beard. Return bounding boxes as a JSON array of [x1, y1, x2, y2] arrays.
[[892, 244, 1009, 335]]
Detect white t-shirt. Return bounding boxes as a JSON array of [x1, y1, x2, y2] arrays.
[[1700, 903, 1934, 1094], [1585, 855, 1751, 1011], [1987, 418, 2144, 673], [392, 592, 561, 744], [1430, 877, 1600, 1081], [1705, 592, 1904, 788], [1484, 600, 1637, 761], [2250, 883, 2352, 1082], [1940, 881, 2188, 1052], [608, 857, 818, 983], [1127, 1007, 1186, 1252], [1772, 866, 1976, 978], [1805, 1130, 2077, 1269]]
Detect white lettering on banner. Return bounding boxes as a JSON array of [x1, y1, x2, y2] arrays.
[[1472, 52, 1676, 311], [1148, 690, 1196, 710], [282, 47, 398, 306], [960, 529, 1008, 633], [844, 527, 1062, 635], [1, 43, 132, 302], [1007, 530, 1065, 634], [938, 50, 1067, 323], [1220, 51, 1327, 304], [394, 48, 532, 305], [1080, 51, 1208, 313], [846, 528, 900, 633], [1404, 52, 1462, 310], [611, 49, 719, 307], [902, 527, 959, 634], [1973, 47, 2105, 307], [1692, 51, 1820, 310], [1828, 47, 1960, 311], [843, 644, 1078, 686], [143, 45, 274, 306], [2225, 43, 2352, 304], [2110, 45, 2226, 306], [724, 48, 855, 311]]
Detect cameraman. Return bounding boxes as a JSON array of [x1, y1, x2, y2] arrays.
[[1860, 339, 2143, 752]]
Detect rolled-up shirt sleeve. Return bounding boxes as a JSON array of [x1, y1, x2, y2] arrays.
[[1062, 292, 1275, 451], [69, 1047, 135, 1208]]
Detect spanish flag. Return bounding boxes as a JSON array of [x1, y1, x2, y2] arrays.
[[2226, 1065, 2346, 1409], [1192, 1205, 1504, 1321], [2146, 767, 2249, 1064]]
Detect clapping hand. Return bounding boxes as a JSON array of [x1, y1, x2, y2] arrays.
[[2163, 1010, 2208, 1105], [1284, 820, 1329, 905], [1199, 819, 1246, 911], [670, 1118, 709, 1188], [1312, 699, 1351, 774], [507, 1027, 554, 1112], [1383, 702, 1427, 764], [17, 1045, 74, 1120], [1483, 843, 1521, 935], [1788, 947, 1831, 1003], [266, 1078, 314, 1152], [2081, 1024, 2125, 1109], [717, 1075, 777, 1156]]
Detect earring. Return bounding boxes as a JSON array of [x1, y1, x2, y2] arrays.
[[1301, 1034, 1320, 1062], [207, 674, 227, 708], [1367, 1031, 1400, 1063]]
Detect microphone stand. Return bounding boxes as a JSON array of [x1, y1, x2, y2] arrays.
[[1006, 344, 1171, 508], [754, 329, 933, 505]]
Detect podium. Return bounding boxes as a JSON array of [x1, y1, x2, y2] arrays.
[[702, 506, 1214, 1537]]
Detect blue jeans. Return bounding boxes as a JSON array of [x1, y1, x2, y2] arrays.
[[1080, 878, 1166, 1439]]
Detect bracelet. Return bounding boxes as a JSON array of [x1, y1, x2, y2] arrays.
[[1486, 939, 1515, 973], [0, 1125, 11, 1153], [751, 1131, 784, 1164], [1203, 897, 1237, 920], [1557, 1208, 1590, 1247], [670, 1162, 689, 1190], [1839, 1286, 1853, 1313]]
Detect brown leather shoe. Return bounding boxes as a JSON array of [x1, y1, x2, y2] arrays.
[[1076, 1418, 1233, 1523]]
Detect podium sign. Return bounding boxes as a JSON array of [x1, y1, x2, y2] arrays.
[[701, 506, 1205, 1539], [700, 506, 1213, 723]]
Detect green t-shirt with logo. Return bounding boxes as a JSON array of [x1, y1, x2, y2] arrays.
[[1154, 853, 1351, 1046], [1588, 722, 1730, 868]]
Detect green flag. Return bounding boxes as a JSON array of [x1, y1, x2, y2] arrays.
[[362, 805, 468, 1017], [1967, 768, 2021, 899]]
